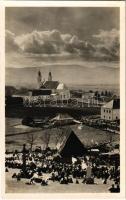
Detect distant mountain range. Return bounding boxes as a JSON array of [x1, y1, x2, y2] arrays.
[[6, 63, 119, 90]]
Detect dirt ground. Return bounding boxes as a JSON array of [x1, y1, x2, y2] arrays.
[[6, 169, 113, 193]]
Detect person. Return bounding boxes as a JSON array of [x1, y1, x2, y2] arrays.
[[103, 170, 109, 184], [17, 174, 21, 182], [30, 178, 35, 185], [41, 179, 48, 186], [5, 168, 9, 172], [76, 179, 79, 184], [115, 184, 120, 193], [108, 184, 116, 193], [68, 175, 73, 183]]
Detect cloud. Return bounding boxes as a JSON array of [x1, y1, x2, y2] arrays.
[[15, 30, 65, 54], [15, 29, 93, 55], [6, 28, 119, 61], [5, 30, 19, 53], [93, 29, 119, 46], [93, 29, 119, 60]]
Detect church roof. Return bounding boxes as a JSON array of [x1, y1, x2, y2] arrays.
[[57, 83, 67, 90], [43, 81, 59, 90]]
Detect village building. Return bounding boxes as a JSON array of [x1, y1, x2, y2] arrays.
[[82, 91, 96, 105], [29, 89, 52, 99], [101, 98, 120, 121], [82, 92, 95, 101]]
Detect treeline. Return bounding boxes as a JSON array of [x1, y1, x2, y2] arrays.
[[70, 89, 113, 98], [5, 86, 29, 96]]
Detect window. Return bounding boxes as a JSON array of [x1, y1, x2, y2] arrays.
[[109, 116, 111, 119], [104, 109, 105, 112], [104, 116, 105, 118], [109, 110, 111, 113]]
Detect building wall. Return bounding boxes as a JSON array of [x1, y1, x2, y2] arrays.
[[101, 107, 120, 121], [82, 92, 95, 100], [112, 109, 120, 120], [58, 90, 71, 100], [101, 107, 112, 120]]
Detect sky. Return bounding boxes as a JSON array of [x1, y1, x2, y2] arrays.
[[5, 7, 120, 86], [6, 7, 119, 40]]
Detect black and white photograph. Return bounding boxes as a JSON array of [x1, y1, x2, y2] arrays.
[[3, 2, 125, 196]]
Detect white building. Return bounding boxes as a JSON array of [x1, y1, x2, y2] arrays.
[[101, 98, 120, 121]]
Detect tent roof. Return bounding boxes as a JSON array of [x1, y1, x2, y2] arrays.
[[58, 127, 86, 157], [51, 113, 73, 121]]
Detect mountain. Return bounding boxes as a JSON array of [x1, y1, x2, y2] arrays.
[[5, 62, 119, 89]]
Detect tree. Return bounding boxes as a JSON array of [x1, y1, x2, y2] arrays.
[[41, 131, 51, 150], [105, 90, 108, 96], [108, 134, 115, 152], [95, 91, 98, 97], [22, 116, 34, 126], [55, 127, 65, 148], [26, 133, 37, 151], [108, 91, 112, 97], [101, 91, 104, 96], [95, 91, 100, 98]]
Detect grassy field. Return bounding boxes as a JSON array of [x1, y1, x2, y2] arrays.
[[6, 118, 119, 152]]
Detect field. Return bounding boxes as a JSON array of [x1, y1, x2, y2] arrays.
[[6, 118, 119, 152], [5, 118, 119, 193]]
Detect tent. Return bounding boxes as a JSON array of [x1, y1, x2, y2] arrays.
[[58, 127, 87, 162], [50, 113, 74, 125]]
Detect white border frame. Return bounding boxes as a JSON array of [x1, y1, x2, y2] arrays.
[[0, 1, 125, 199]]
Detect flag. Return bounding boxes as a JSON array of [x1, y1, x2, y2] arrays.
[[72, 157, 77, 164], [81, 161, 87, 169]]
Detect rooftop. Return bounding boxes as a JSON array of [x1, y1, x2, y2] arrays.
[[102, 98, 120, 109], [30, 89, 52, 96], [43, 81, 59, 90]]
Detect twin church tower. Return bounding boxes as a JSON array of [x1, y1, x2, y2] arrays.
[[37, 71, 52, 89]]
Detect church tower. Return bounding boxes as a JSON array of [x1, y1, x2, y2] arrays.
[[48, 71, 52, 81], [37, 70, 42, 89]]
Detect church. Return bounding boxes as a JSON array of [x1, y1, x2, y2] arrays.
[[29, 71, 71, 100]]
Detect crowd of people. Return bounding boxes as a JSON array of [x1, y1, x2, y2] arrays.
[[81, 116, 120, 134], [5, 148, 120, 193]]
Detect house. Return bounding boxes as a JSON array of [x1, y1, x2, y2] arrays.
[[101, 98, 120, 121], [82, 92, 95, 100], [82, 92, 96, 104], [29, 89, 52, 99]]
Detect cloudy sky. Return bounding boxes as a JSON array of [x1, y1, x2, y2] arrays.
[[5, 7, 120, 86]]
